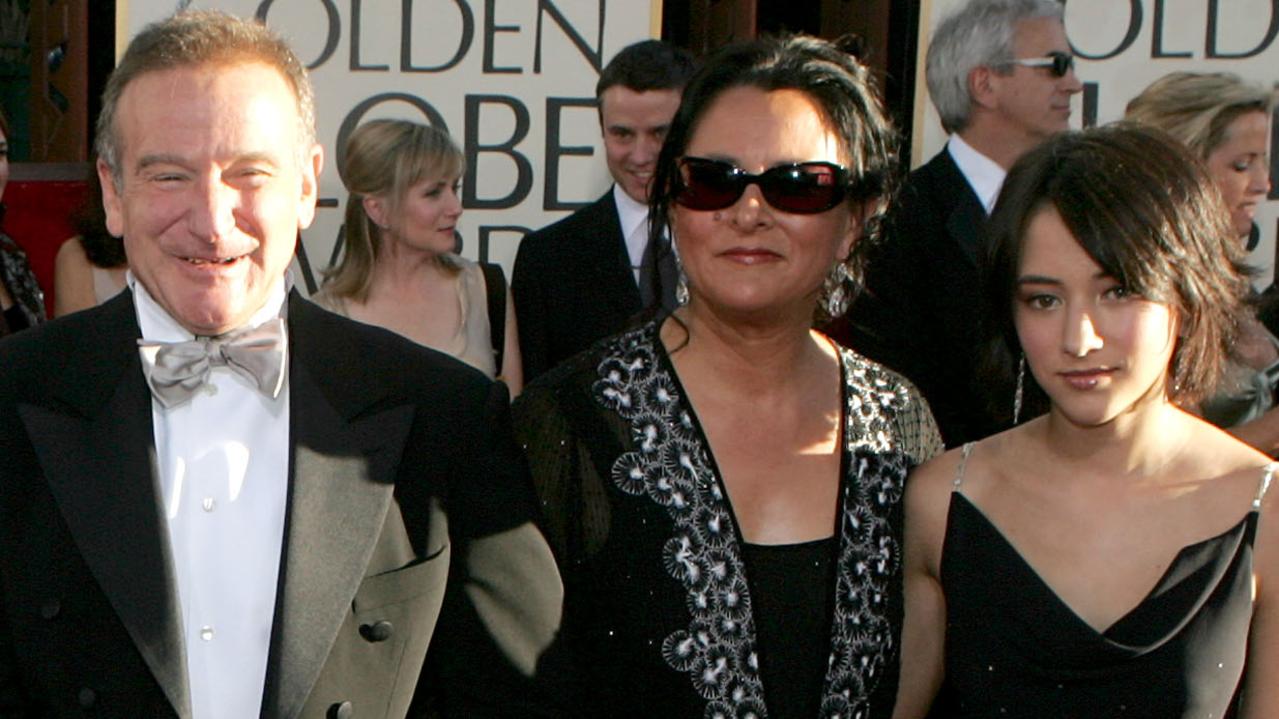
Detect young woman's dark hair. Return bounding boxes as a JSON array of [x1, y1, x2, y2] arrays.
[[647, 33, 899, 323], [983, 123, 1252, 423]]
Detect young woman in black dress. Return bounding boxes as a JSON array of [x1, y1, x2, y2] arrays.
[[895, 125, 1279, 717]]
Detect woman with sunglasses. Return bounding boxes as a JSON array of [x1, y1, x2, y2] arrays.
[[513, 35, 941, 718], [894, 125, 1279, 718]]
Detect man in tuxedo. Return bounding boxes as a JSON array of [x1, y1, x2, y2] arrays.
[[841, 0, 1082, 446], [0, 11, 562, 718], [513, 40, 696, 382]]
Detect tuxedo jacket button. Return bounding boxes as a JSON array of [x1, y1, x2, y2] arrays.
[[328, 701, 353, 719], [359, 620, 393, 642], [78, 687, 96, 708], [39, 599, 60, 620]]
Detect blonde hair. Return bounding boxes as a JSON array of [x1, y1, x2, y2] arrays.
[[324, 119, 465, 301], [1125, 72, 1273, 159]]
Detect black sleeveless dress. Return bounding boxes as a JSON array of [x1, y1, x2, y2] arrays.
[[940, 448, 1274, 718]]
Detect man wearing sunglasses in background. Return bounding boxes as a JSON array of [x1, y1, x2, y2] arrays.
[[513, 40, 696, 383], [836, 0, 1082, 447]]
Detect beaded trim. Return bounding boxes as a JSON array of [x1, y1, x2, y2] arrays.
[[593, 324, 916, 718]]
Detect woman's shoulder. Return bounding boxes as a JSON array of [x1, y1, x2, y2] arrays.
[[829, 340, 945, 462], [909, 426, 1027, 498], [54, 235, 89, 265], [1179, 411, 1274, 473], [524, 320, 662, 392], [308, 286, 348, 316], [449, 254, 482, 272], [831, 341, 928, 407]]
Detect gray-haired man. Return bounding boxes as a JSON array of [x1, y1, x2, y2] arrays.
[[844, 0, 1082, 446]]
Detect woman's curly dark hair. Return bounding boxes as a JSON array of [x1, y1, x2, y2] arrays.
[[646, 33, 900, 324]]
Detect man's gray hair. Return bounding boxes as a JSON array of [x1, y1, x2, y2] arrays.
[[925, 0, 1064, 134], [95, 10, 316, 185]]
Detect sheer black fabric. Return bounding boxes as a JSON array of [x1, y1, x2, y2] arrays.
[[514, 321, 942, 718]]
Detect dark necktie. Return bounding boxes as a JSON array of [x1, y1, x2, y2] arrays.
[[138, 318, 288, 409], [638, 233, 677, 311]]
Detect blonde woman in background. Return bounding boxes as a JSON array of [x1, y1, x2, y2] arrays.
[[315, 119, 522, 394], [1125, 72, 1279, 453]]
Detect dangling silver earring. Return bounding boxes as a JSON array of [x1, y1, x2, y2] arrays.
[[822, 261, 852, 317], [670, 234, 690, 307], [1013, 354, 1026, 424]]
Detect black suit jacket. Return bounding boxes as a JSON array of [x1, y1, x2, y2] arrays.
[[837, 148, 1005, 446], [0, 290, 564, 718], [512, 190, 641, 383]]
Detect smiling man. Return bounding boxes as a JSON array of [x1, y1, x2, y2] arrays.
[[512, 40, 696, 382], [0, 11, 562, 718], [839, 0, 1083, 447]]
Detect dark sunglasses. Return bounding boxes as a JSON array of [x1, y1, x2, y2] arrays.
[[1006, 51, 1074, 78], [674, 156, 851, 214]]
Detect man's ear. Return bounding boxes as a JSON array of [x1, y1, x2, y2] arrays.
[[97, 158, 125, 238], [297, 143, 324, 230], [969, 65, 1000, 111]]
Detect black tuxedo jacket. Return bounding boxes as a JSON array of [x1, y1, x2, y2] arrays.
[[837, 148, 1005, 446], [0, 290, 564, 718], [512, 190, 641, 383]]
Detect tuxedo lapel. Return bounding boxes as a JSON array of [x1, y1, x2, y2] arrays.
[[936, 152, 989, 268], [590, 192, 643, 317], [18, 292, 191, 718], [261, 298, 416, 719]]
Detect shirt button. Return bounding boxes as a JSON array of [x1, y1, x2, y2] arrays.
[[78, 687, 97, 708], [359, 620, 393, 642], [200, 625, 214, 641], [202, 497, 216, 512], [204, 384, 218, 396], [40, 599, 61, 620], [328, 701, 353, 719]]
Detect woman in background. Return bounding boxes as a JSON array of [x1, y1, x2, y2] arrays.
[[1124, 72, 1279, 451], [0, 108, 46, 336], [53, 169, 127, 316], [515, 35, 940, 718], [896, 125, 1279, 718], [1126, 72, 1272, 247], [315, 119, 522, 394]]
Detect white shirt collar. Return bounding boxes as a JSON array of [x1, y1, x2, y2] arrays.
[[947, 134, 1007, 215], [130, 271, 289, 343], [613, 183, 651, 269]]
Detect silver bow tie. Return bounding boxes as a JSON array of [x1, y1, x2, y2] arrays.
[[138, 318, 288, 409]]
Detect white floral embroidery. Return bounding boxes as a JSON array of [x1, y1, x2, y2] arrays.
[[595, 325, 917, 719]]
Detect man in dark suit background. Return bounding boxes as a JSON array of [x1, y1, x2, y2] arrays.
[[840, 0, 1082, 446], [513, 40, 696, 383], [0, 11, 562, 718]]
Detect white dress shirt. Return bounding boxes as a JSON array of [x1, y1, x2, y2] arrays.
[[132, 275, 290, 719], [614, 183, 651, 286], [947, 133, 1008, 215]]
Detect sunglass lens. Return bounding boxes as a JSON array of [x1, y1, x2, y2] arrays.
[[677, 159, 742, 210], [762, 164, 844, 213], [1052, 53, 1073, 77]]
